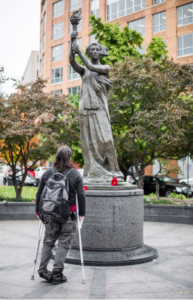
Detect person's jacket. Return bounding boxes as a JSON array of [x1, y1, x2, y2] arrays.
[[35, 167, 86, 216]]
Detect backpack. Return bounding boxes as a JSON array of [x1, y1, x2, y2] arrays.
[[39, 168, 74, 224]]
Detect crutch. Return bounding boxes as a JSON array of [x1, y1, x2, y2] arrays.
[[31, 220, 44, 280], [76, 193, 86, 284]]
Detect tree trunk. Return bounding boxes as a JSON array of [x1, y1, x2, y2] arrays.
[[15, 188, 22, 200], [155, 180, 159, 200], [119, 162, 128, 181], [137, 174, 143, 189]]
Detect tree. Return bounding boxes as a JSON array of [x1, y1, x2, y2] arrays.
[[154, 159, 183, 200], [146, 36, 168, 61], [89, 15, 143, 65], [108, 57, 193, 188], [0, 78, 77, 199], [89, 16, 168, 64]]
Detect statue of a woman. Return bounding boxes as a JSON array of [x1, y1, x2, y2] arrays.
[[69, 36, 124, 183]]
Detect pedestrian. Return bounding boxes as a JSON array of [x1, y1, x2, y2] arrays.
[[35, 145, 86, 285]]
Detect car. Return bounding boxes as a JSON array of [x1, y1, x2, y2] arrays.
[[179, 177, 193, 186], [126, 175, 138, 184], [4, 170, 38, 186], [143, 175, 192, 197], [34, 167, 47, 184]]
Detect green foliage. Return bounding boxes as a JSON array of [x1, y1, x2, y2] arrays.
[[144, 196, 174, 205], [68, 92, 81, 109], [169, 193, 186, 200], [89, 15, 143, 65], [148, 193, 156, 197], [109, 57, 193, 186], [0, 78, 78, 199], [146, 36, 168, 61], [67, 92, 83, 166]]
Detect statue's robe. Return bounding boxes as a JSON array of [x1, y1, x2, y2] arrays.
[[79, 67, 124, 183]]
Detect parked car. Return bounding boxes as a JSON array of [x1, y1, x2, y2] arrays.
[[22, 166, 35, 177], [143, 175, 192, 197], [179, 176, 193, 186], [34, 167, 47, 184], [3, 170, 38, 186], [126, 175, 138, 184]]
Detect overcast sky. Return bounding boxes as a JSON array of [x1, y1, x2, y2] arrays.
[[0, 0, 40, 95]]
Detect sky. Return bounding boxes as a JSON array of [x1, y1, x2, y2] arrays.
[[0, 0, 40, 95]]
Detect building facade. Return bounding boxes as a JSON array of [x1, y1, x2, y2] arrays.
[[39, 0, 193, 178], [22, 51, 39, 85], [39, 0, 193, 95]]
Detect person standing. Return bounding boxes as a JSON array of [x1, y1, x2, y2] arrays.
[[35, 146, 86, 285]]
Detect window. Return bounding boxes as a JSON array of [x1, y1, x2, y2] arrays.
[[43, 33, 46, 47], [37, 70, 38, 76], [107, 0, 145, 21], [40, 59, 42, 73], [51, 90, 62, 96], [177, 33, 193, 57], [52, 22, 64, 40], [154, 0, 165, 4], [43, 0, 46, 9], [53, 0, 64, 18], [177, 3, 193, 27], [41, 21, 43, 34], [40, 40, 42, 52], [44, 13, 46, 27], [153, 11, 166, 33], [69, 38, 82, 53], [70, 0, 82, 11], [68, 86, 80, 95], [69, 19, 82, 34], [37, 55, 39, 62], [42, 53, 45, 69], [68, 65, 80, 80], [52, 44, 63, 61], [91, 9, 99, 18], [128, 18, 145, 36], [89, 34, 98, 44], [136, 45, 145, 55], [51, 67, 63, 84]]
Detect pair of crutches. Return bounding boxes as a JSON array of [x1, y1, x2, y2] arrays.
[[30, 194, 86, 284]]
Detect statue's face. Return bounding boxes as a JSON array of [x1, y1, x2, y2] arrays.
[[89, 45, 100, 59]]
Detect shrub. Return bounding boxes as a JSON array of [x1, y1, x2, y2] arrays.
[[169, 193, 186, 200]]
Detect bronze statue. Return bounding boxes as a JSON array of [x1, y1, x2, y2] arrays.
[[69, 11, 124, 183]]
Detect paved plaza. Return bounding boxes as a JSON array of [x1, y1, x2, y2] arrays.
[[0, 220, 192, 299]]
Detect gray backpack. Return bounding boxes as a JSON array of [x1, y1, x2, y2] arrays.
[[39, 168, 74, 224]]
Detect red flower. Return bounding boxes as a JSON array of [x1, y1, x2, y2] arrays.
[[83, 186, 88, 191], [111, 177, 118, 186]]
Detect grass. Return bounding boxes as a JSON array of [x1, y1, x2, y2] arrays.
[[0, 186, 38, 202], [144, 197, 175, 205]]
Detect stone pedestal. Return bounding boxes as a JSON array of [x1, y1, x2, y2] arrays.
[[66, 187, 157, 266]]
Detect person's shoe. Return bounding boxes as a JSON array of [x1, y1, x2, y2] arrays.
[[39, 270, 53, 282], [51, 273, 67, 285]]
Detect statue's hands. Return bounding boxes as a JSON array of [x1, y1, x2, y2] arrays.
[[72, 43, 81, 54], [70, 32, 78, 40]]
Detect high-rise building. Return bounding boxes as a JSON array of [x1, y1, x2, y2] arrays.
[[40, 0, 193, 95], [22, 51, 39, 85]]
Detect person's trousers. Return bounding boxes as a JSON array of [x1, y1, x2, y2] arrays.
[[38, 218, 77, 274]]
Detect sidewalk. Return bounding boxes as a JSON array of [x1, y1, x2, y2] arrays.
[[0, 221, 192, 299]]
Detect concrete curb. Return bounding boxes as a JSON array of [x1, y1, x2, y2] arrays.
[[144, 204, 193, 224], [0, 202, 193, 224]]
